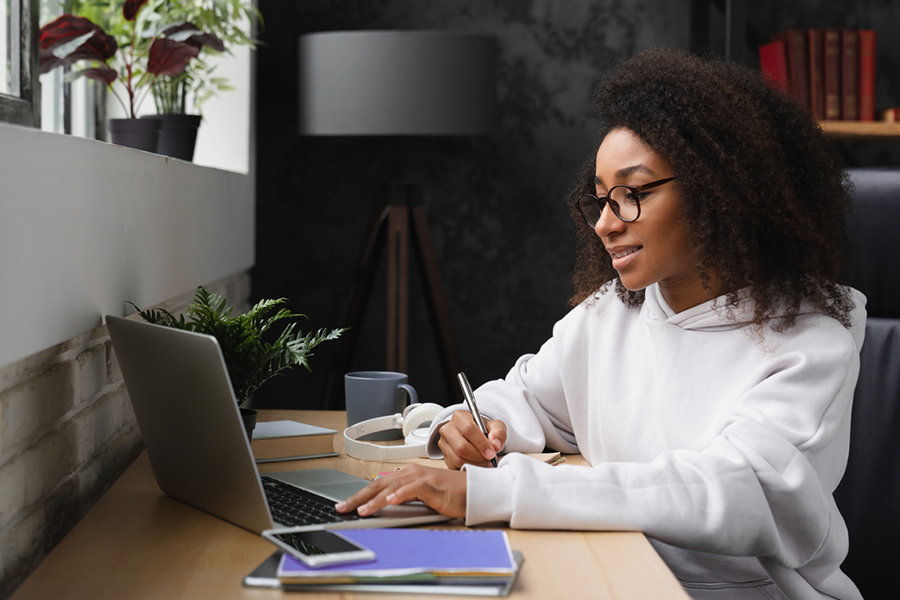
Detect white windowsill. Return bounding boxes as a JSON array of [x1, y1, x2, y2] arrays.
[[0, 122, 255, 369]]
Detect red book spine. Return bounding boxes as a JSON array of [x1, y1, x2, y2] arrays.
[[841, 29, 859, 120], [859, 30, 877, 121], [823, 30, 841, 120], [772, 30, 809, 111], [807, 29, 824, 120], [759, 40, 789, 95]]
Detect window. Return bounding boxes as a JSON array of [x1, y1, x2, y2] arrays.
[[0, 0, 39, 126], [38, 0, 101, 138]]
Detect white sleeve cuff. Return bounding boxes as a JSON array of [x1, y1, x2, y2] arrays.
[[463, 462, 515, 526], [426, 420, 449, 459], [426, 404, 465, 459]]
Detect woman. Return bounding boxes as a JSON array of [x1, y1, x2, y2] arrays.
[[336, 48, 865, 600]]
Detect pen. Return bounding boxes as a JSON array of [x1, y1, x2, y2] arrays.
[[457, 372, 498, 468]]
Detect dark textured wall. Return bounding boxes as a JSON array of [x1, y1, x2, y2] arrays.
[[252, 0, 690, 409], [252, 0, 899, 410]]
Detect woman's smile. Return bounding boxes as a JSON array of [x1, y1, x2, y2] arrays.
[[606, 245, 642, 269]]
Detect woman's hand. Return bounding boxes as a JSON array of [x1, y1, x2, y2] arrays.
[[437, 410, 507, 470], [335, 465, 467, 519]]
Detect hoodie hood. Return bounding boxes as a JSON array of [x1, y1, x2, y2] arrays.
[[643, 283, 867, 340]]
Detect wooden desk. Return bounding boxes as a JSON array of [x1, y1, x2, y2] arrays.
[[11, 410, 688, 600]]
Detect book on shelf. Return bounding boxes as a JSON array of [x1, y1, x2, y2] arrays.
[[276, 528, 518, 586], [823, 30, 841, 120], [759, 40, 789, 93], [807, 29, 825, 120], [250, 420, 338, 462], [841, 29, 859, 120], [771, 30, 809, 111], [859, 30, 877, 121], [764, 27, 878, 124]]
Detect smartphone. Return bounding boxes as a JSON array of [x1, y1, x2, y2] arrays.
[[262, 528, 376, 568]]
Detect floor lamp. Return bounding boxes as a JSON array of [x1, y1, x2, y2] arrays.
[[297, 31, 497, 408]]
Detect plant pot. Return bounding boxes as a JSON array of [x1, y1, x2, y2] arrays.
[[108, 117, 162, 153], [240, 408, 258, 440], [147, 114, 202, 161]]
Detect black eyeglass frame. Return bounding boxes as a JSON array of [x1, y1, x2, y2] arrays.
[[576, 176, 677, 227]]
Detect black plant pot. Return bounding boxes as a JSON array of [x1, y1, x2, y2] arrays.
[[109, 117, 161, 153], [240, 408, 258, 440], [146, 114, 201, 161]]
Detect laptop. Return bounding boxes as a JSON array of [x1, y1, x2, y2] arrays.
[[106, 314, 452, 534]]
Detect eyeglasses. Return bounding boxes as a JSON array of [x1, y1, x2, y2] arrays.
[[576, 177, 676, 227]]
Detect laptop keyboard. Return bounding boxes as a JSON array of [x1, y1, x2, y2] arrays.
[[261, 476, 371, 527]]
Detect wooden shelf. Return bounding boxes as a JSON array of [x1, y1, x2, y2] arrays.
[[819, 121, 900, 140]]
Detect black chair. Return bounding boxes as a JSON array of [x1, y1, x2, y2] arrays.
[[833, 167, 900, 600]]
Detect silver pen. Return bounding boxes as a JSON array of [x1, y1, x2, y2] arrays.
[[457, 372, 498, 467]]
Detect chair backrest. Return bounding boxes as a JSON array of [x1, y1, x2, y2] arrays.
[[833, 167, 900, 599], [843, 167, 900, 318]]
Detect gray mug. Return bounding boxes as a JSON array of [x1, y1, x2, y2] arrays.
[[345, 371, 418, 441]]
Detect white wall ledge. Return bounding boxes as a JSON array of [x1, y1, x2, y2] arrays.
[[0, 122, 255, 369]]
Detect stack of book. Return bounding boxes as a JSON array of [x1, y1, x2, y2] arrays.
[[244, 528, 523, 596], [250, 420, 338, 463], [759, 29, 877, 121]]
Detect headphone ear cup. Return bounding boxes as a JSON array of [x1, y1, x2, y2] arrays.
[[401, 403, 444, 438], [402, 403, 420, 420]]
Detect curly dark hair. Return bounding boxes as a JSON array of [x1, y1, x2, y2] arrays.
[[568, 48, 854, 330]]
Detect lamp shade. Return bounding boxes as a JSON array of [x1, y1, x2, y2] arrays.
[[298, 31, 497, 136]]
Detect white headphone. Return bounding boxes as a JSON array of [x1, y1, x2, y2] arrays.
[[343, 402, 444, 461]]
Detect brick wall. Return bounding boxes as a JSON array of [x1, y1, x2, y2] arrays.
[[0, 271, 251, 599]]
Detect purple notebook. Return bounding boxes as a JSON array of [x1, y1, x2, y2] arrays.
[[277, 528, 515, 579]]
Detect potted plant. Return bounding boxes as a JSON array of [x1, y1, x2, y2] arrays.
[[148, 0, 261, 161], [39, 0, 224, 153], [130, 286, 345, 437]]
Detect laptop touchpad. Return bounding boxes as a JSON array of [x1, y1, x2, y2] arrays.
[[270, 468, 369, 502]]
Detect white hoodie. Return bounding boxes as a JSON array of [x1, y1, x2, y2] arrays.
[[427, 282, 867, 600]]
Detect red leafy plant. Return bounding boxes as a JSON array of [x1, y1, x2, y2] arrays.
[[39, 0, 223, 119]]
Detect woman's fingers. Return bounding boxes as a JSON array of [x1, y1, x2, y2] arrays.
[[335, 475, 388, 514], [438, 424, 490, 469], [486, 418, 507, 452], [438, 411, 507, 469], [335, 466, 467, 519]]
